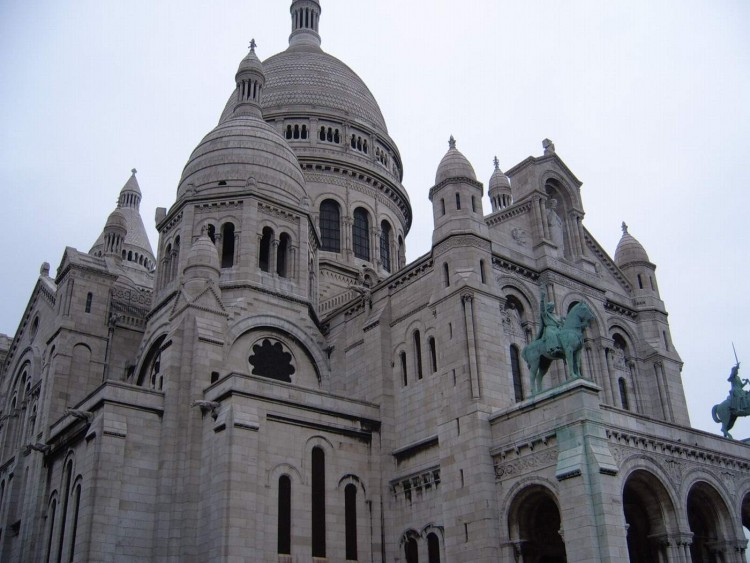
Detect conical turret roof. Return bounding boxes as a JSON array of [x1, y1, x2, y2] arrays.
[[435, 136, 477, 184], [614, 222, 650, 266]]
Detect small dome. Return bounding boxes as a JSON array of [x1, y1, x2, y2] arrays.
[[185, 230, 220, 273], [489, 157, 510, 191], [105, 208, 128, 232], [435, 136, 476, 184], [614, 222, 650, 266], [177, 117, 306, 205]]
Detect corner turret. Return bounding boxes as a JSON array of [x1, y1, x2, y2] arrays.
[[614, 222, 660, 298], [429, 136, 488, 245]]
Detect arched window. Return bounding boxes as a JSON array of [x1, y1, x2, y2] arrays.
[[414, 331, 423, 380], [259, 227, 273, 272], [427, 532, 441, 563], [353, 208, 370, 261], [221, 223, 235, 268], [429, 337, 437, 373], [619, 377, 630, 410], [510, 344, 524, 402], [277, 233, 290, 278], [137, 336, 166, 389], [278, 476, 291, 555], [345, 483, 358, 561], [69, 482, 82, 561], [85, 292, 92, 313], [57, 460, 74, 561], [206, 225, 216, 243], [45, 497, 57, 563], [311, 447, 326, 557], [380, 220, 392, 273], [405, 537, 419, 563], [400, 351, 408, 386], [319, 200, 341, 252], [286, 125, 292, 139]]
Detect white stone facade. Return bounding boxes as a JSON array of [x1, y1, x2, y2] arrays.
[[0, 2, 748, 562]]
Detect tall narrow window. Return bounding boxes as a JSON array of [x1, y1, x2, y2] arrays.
[[68, 484, 82, 562], [427, 533, 441, 563], [455, 193, 461, 210], [443, 263, 450, 287], [353, 208, 370, 261], [320, 200, 341, 252], [221, 223, 235, 268], [278, 476, 291, 555], [259, 227, 273, 272], [441, 198, 446, 216], [480, 260, 486, 284], [414, 331, 423, 380], [510, 344, 524, 402], [85, 292, 92, 313], [311, 447, 326, 557], [405, 538, 419, 563], [57, 460, 73, 563], [345, 484, 358, 561], [277, 233, 290, 277], [471, 196, 476, 212], [429, 337, 437, 373], [400, 351, 408, 386], [619, 377, 630, 410], [380, 221, 392, 273], [46, 498, 57, 563]]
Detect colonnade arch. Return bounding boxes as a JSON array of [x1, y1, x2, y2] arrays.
[[507, 484, 567, 562]]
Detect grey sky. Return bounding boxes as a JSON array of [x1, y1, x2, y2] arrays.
[[1, 0, 748, 435]]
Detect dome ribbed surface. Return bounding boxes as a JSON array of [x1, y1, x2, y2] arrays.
[[435, 144, 477, 184], [614, 229, 650, 266], [177, 115, 306, 206], [261, 46, 387, 133], [489, 167, 511, 191], [105, 208, 127, 231]]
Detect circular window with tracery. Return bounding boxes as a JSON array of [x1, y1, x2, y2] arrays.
[[248, 338, 295, 382]]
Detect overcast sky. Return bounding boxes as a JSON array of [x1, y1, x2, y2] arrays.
[[1, 0, 749, 436]]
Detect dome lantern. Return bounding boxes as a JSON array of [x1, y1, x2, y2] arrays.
[[289, 0, 322, 48], [234, 39, 266, 118]]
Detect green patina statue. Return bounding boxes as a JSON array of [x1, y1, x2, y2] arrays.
[[522, 290, 595, 395], [712, 362, 750, 439]]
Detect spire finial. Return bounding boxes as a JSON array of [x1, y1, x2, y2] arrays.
[[621, 221, 629, 234], [131, 168, 137, 175], [493, 156, 499, 171], [449, 135, 456, 149], [249, 38, 257, 53]]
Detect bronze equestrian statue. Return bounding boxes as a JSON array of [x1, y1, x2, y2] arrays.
[[522, 292, 595, 395], [712, 362, 750, 439]]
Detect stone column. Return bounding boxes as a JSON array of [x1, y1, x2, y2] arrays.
[[462, 294, 481, 399], [271, 239, 279, 275]]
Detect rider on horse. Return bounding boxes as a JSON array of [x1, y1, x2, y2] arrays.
[[536, 290, 564, 353], [728, 363, 749, 412]]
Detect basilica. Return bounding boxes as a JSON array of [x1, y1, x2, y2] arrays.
[[1, 1, 749, 561]]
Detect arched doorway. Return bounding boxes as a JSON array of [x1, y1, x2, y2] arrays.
[[508, 485, 567, 563], [687, 482, 731, 562], [622, 470, 675, 562]]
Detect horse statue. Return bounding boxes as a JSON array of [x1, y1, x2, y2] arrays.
[[522, 301, 595, 395], [712, 363, 749, 439]]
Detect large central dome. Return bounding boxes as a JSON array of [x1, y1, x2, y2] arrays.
[[261, 45, 388, 134]]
